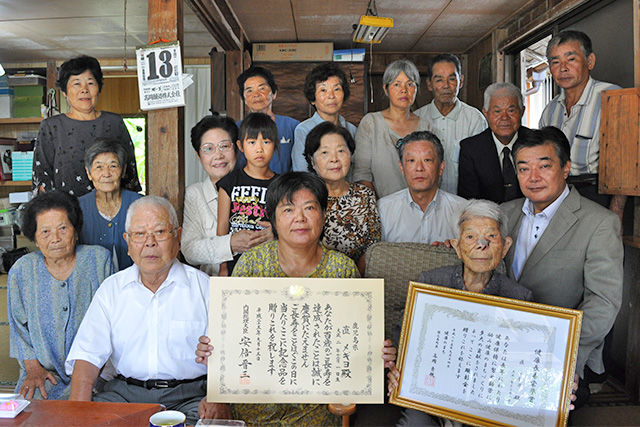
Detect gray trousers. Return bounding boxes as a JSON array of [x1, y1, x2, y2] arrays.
[[94, 377, 206, 425]]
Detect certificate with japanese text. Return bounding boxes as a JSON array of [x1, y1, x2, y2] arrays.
[[390, 282, 582, 427], [208, 277, 385, 404]]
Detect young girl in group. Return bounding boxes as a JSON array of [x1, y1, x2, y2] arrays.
[[217, 112, 279, 275]]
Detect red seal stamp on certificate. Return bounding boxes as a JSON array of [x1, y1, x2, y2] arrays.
[[424, 374, 436, 387]]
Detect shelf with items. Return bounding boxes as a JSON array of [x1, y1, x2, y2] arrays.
[[0, 117, 42, 139], [0, 180, 31, 187], [0, 117, 43, 125]]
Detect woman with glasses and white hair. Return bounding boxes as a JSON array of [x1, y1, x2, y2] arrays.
[[181, 115, 273, 276], [352, 59, 433, 199]]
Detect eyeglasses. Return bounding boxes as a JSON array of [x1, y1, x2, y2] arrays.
[[200, 141, 234, 154], [127, 228, 177, 243]]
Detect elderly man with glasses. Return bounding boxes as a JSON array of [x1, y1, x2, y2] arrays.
[[65, 195, 229, 424]]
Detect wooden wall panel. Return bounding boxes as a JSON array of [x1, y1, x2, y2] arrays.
[[96, 76, 140, 116], [262, 62, 366, 126], [599, 87, 640, 196], [465, 36, 493, 111]]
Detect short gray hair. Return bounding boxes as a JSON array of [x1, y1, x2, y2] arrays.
[[457, 199, 508, 240], [84, 137, 129, 171], [125, 195, 179, 231], [397, 130, 444, 164], [483, 82, 524, 111], [383, 59, 420, 91], [546, 30, 593, 60]]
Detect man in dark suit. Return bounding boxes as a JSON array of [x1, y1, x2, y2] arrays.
[[503, 126, 623, 408], [458, 82, 527, 203]]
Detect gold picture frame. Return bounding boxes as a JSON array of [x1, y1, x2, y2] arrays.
[[389, 281, 582, 427]]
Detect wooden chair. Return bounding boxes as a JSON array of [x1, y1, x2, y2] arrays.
[[328, 243, 460, 426]]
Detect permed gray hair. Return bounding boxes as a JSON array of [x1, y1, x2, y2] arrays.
[[483, 82, 524, 111], [383, 59, 420, 91], [125, 195, 179, 231], [84, 137, 129, 171], [456, 199, 509, 241]]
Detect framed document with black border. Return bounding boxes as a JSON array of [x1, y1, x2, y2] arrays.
[[389, 281, 582, 427]]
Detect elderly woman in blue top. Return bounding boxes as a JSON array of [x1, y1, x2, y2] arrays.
[[383, 199, 533, 426], [78, 138, 142, 271], [8, 190, 111, 400], [291, 62, 357, 171]]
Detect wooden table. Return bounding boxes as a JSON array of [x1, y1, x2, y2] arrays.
[[0, 400, 164, 426]]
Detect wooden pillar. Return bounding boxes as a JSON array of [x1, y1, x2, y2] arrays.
[[147, 0, 185, 218], [210, 50, 226, 114], [226, 50, 244, 121], [635, 0, 639, 87], [493, 29, 508, 83]]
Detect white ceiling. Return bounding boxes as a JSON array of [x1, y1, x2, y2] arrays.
[[0, 0, 533, 64], [0, 0, 219, 63]]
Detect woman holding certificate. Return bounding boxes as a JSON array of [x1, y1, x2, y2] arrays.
[[385, 199, 533, 426], [196, 172, 358, 425]]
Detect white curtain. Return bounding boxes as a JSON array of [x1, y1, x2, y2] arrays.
[[184, 65, 211, 188]]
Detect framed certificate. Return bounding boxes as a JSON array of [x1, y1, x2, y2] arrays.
[[389, 282, 582, 427], [207, 277, 385, 404]]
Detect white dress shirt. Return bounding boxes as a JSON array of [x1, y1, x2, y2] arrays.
[[511, 185, 570, 279], [66, 260, 209, 381], [415, 99, 487, 194], [378, 188, 466, 243], [181, 177, 233, 276]]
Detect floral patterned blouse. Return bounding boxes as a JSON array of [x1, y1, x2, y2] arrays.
[[322, 182, 381, 261]]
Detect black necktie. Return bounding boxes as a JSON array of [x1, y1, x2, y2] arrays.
[[502, 147, 519, 201]]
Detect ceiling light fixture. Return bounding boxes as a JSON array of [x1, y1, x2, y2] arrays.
[[352, 0, 393, 44]]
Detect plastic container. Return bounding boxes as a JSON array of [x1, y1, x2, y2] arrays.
[[0, 394, 30, 418]]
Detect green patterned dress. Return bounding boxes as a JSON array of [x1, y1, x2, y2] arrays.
[[230, 240, 358, 426]]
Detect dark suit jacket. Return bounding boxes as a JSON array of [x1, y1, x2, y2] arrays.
[[458, 127, 527, 203], [503, 187, 623, 377]]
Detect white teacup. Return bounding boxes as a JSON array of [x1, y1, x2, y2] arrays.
[[149, 410, 186, 427]]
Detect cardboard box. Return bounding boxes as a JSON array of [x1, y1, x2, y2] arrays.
[[13, 85, 44, 98], [13, 96, 42, 108], [12, 105, 42, 118], [8, 74, 46, 86], [13, 95, 42, 118], [253, 42, 333, 62]]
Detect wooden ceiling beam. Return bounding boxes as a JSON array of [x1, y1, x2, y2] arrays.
[[186, 0, 245, 51]]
